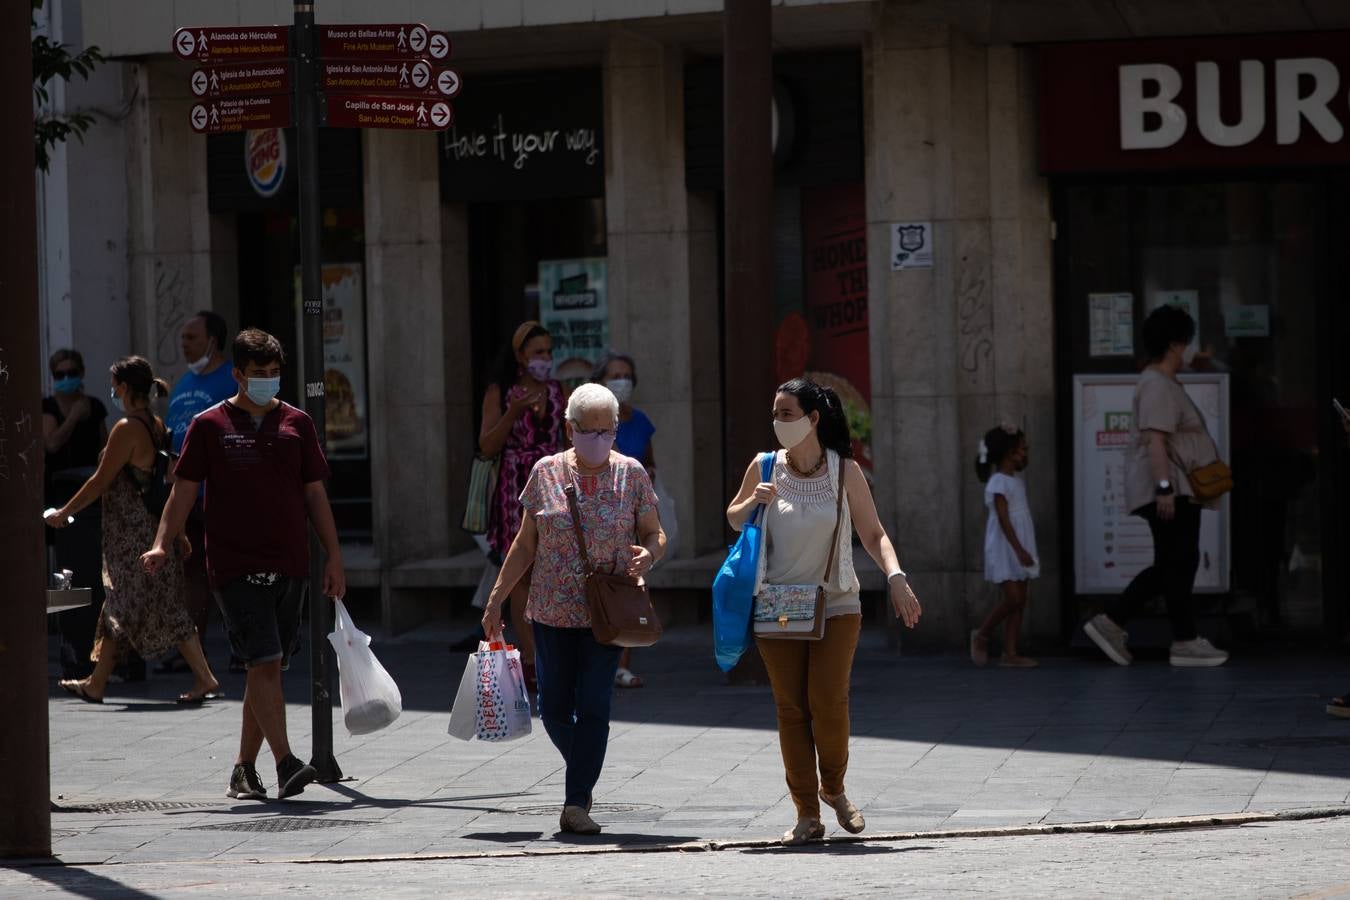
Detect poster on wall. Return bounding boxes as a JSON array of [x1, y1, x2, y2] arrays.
[[1073, 373, 1229, 594], [538, 258, 608, 388], [293, 263, 368, 458], [890, 221, 933, 270], [798, 183, 872, 468], [1088, 292, 1135, 357]]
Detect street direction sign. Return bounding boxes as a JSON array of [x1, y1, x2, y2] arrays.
[[436, 68, 461, 97], [173, 26, 289, 63], [322, 94, 453, 131], [189, 95, 294, 134], [321, 59, 432, 94], [190, 61, 291, 98], [320, 24, 446, 59], [427, 31, 451, 60]]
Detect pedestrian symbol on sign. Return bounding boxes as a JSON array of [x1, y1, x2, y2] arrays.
[[209, 106, 219, 126], [398, 63, 409, 87], [416, 103, 428, 126], [198, 31, 208, 53], [209, 70, 219, 91], [397, 28, 407, 50]]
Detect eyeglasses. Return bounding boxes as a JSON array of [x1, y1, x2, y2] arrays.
[[574, 428, 617, 439]]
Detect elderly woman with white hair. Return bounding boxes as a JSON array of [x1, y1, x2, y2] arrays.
[[482, 382, 666, 835]]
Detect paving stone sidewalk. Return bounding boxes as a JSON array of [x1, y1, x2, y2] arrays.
[[38, 622, 1350, 867]]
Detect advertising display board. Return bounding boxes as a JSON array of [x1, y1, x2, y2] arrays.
[[538, 258, 609, 387], [1073, 373, 1230, 594]]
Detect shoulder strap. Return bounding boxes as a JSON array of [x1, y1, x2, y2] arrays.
[[749, 451, 776, 527], [130, 412, 165, 449], [563, 483, 596, 576], [821, 454, 847, 585]]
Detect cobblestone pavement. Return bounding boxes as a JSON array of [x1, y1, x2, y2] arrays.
[[14, 619, 1350, 894]]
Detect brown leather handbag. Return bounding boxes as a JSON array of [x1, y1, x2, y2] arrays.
[[564, 483, 663, 648]]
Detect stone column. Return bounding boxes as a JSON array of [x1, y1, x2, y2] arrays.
[[603, 28, 715, 558], [865, 5, 1055, 646], [363, 130, 451, 572], [125, 60, 214, 379], [441, 200, 476, 553]]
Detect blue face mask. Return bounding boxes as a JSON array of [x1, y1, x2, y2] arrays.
[[109, 386, 124, 413], [246, 376, 281, 406], [54, 376, 82, 394]]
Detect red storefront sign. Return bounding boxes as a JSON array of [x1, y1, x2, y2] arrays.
[[190, 62, 291, 98], [189, 95, 294, 134], [173, 26, 288, 63], [323, 94, 453, 131], [1039, 31, 1350, 172]]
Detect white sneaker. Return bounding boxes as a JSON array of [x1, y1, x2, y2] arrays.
[[1084, 613, 1132, 666], [1169, 637, 1228, 668]]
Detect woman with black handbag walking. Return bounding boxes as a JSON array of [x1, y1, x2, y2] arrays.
[[481, 383, 666, 836], [725, 378, 921, 846]]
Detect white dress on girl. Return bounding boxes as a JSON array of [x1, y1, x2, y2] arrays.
[[983, 472, 1039, 583]]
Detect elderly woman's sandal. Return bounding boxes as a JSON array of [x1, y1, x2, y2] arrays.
[[820, 791, 866, 834], [781, 818, 825, 846]]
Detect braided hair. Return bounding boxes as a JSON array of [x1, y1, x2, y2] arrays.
[[776, 378, 853, 459]]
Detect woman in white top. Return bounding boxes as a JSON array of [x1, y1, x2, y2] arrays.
[[726, 378, 921, 846], [971, 424, 1039, 668]]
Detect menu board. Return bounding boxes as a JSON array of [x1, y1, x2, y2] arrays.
[[1072, 373, 1230, 594]]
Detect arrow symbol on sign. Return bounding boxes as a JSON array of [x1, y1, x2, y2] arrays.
[[430, 102, 451, 128], [409, 25, 428, 54], [191, 70, 209, 95], [437, 69, 460, 97], [176, 31, 195, 56], [428, 33, 449, 59], [191, 104, 208, 130], [411, 61, 430, 89]]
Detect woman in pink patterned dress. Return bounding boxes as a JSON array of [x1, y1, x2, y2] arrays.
[[481, 383, 666, 836], [479, 321, 565, 686]]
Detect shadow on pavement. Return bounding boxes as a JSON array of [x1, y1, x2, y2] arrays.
[[740, 843, 933, 856], [12, 862, 159, 899]]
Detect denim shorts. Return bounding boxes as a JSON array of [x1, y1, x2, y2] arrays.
[[214, 575, 306, 670]]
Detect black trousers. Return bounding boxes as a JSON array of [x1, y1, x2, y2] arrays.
[[1106, 498, 1201, 642]]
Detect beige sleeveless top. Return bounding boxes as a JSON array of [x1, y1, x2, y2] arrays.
[[754, 449, 861, 618]]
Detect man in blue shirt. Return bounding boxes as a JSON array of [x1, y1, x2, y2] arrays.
[[164, 310, 238, 671]]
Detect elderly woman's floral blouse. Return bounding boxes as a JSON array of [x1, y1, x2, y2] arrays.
[[519, 452, 658, 629]]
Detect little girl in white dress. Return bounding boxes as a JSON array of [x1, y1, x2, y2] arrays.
[[971, 425, 1039, 667]]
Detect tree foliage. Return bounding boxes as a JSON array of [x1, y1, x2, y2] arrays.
[[33, 0, 104, 172]]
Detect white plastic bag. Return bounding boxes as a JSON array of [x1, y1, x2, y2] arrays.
[[327, 600, 402, 736], [449, 641, 531, 742], [653, 473, 679, 564]]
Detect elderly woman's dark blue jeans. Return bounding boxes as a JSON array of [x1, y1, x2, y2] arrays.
[[532, 623, 623, 809]]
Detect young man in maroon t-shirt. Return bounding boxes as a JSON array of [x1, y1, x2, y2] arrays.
[[142, 328, 346, 802]]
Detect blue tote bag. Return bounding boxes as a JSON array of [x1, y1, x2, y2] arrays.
[[711, 452, 774, 672]]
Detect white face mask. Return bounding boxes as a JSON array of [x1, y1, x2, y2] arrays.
[[773, 415, 814, 450], [186, 340, 214, 375], [606, 378, 634, 405]]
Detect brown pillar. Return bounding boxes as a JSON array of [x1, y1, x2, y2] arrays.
[[722, 0, 775, 499], [0, 0, 52, 858]]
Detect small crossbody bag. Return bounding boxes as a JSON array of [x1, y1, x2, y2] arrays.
[[751, 462, 846, 641], [1175, 392, 1233, 503]]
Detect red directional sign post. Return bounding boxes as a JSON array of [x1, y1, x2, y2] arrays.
[[189, 95, 294, 134], [322, 94, 453, 130], [175, 5, 461, 785], [190, 61, 292, 98], [172, 26, 289, 62]]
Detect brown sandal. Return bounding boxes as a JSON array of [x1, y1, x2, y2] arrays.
[[820, 791, 865, 834]]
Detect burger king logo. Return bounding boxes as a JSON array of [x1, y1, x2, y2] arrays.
[[245, 128, 286, 198]]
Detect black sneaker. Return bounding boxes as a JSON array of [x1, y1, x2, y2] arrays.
[[226, 763, 268, 801], [276, 754, 317, 800]]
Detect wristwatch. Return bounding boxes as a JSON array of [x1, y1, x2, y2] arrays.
[[1155, 479, 1174, 496]]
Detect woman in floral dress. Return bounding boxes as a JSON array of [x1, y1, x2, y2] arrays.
[[478, 321, 565, 687], [46, 356, 220, 705]]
